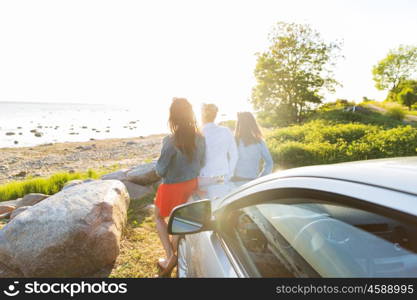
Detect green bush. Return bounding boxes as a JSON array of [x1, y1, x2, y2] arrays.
[[309, 108, 406, 128], [0, 169, 102, 202], [268, 120, 378, 144], [348, 125, 417, 159], [269, 140, 348, 168], [385, 105, 405, 121], [267, 120, 417, 169]]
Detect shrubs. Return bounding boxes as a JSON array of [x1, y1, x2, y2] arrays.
[[0, 170, 101, 202], [309, 108, 405, 128], [385, 105, 405, 121], [267, 121, 417, 169]]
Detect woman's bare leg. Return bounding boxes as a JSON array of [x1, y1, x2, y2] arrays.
[[171, 235, 180, 255], [155, 206, 174, 260]]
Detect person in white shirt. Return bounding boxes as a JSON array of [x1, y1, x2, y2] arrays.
[[199, 103, 238, 188]]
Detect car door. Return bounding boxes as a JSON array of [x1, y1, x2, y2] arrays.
[[213, 177, 417, 277], [181, 230, 239, 277]]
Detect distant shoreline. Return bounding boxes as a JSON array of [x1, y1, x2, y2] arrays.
[[0, 101, 166, 148], [0, 134, 166, 185]]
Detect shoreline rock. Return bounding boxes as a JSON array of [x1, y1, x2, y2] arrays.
[[0, 180, 130, 277], [126, 162, 160, 185]]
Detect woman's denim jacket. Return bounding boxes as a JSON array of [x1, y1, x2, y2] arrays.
[[156, 134, 206, 184]]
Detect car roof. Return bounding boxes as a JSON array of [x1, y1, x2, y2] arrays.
[[246, 156, 417, 196]]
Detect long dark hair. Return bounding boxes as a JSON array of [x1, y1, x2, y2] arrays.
[[235, 112, 263, 146], [169, 98, 200, 161]]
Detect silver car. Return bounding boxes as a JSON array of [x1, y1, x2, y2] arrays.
[[168, 157, 417, 277]]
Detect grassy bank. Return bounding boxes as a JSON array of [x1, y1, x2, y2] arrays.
[[365, 100, 417, 116], [110, 192, 166, 278], [267, 105, 417, 169], [0, 168, 112, 202]]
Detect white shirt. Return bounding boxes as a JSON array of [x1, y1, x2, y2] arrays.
[[200, 122, 238, 179]]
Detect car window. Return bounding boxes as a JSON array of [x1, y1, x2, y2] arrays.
[[225, 198, 417, 277]]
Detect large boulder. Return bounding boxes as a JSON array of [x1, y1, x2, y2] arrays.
[[101, 169, 152, 200], [121, 180, 153, 200], [101, 169, 128, 181], [126, 163, 160, 185], [0, 180, 129, 277]]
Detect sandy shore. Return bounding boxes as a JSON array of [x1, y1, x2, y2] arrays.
[[0, 135, 165, 185]]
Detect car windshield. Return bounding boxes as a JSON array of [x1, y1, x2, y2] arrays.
[[234, 201, 417, 277]]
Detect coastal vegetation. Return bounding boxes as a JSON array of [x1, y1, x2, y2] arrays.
[[266, 102, 417, 169], [365, 100, 417, 117], [251, 22, 342, 127], [109, 192, 164, 278], [251, 22, 417, 170], [0, 169, 105, 202], [372, 45, 417, 104]]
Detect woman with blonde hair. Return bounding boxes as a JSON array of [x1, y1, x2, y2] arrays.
[[233, 111, 273, 181], [154, 98, 205, 277]]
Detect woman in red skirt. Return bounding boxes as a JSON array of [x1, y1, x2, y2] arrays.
[[154, 97, 205, 277]]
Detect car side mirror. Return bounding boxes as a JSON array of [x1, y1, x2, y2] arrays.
[[168, 199, 212, 235]]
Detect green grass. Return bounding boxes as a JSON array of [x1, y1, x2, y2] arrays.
[[365, 100, 417, 116], [308, 106, 406, 128], [109, 192, 166, 278], [0, 169, 107, 202]]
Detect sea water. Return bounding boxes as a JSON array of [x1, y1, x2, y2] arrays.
[[0, 101, 167, 148]]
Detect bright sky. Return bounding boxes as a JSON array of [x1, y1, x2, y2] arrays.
[[0, 0, 416, 116]]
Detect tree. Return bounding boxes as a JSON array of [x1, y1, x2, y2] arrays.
[[372, 45, 417, 100], [251, 22, 341, 126], [396, 80, 417, 110]]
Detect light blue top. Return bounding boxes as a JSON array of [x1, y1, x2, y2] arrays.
[[234, 140, 273, 180]]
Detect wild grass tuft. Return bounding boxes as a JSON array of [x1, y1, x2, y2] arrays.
[[0, 169, 106, 202]]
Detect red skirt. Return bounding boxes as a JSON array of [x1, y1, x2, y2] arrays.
[[155, 178, 198, 218]]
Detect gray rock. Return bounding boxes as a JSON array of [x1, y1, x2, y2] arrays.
[[0, 205, 15, 214], [0, 180, 129, 277], [75, 145, 93, 151], [0, 199, 21, 208], [83, 179, 95, 183], [0, 205, 15, 219], [18, 193, 49, 207], [62, 180, 84, 190], [121, 180, 153, 200], [101, 169, 128, 181], [14, 171, 27, 177], [141, 204, 155, 215], [9, 206, 30, 220], [126, 163, 160, 185]]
